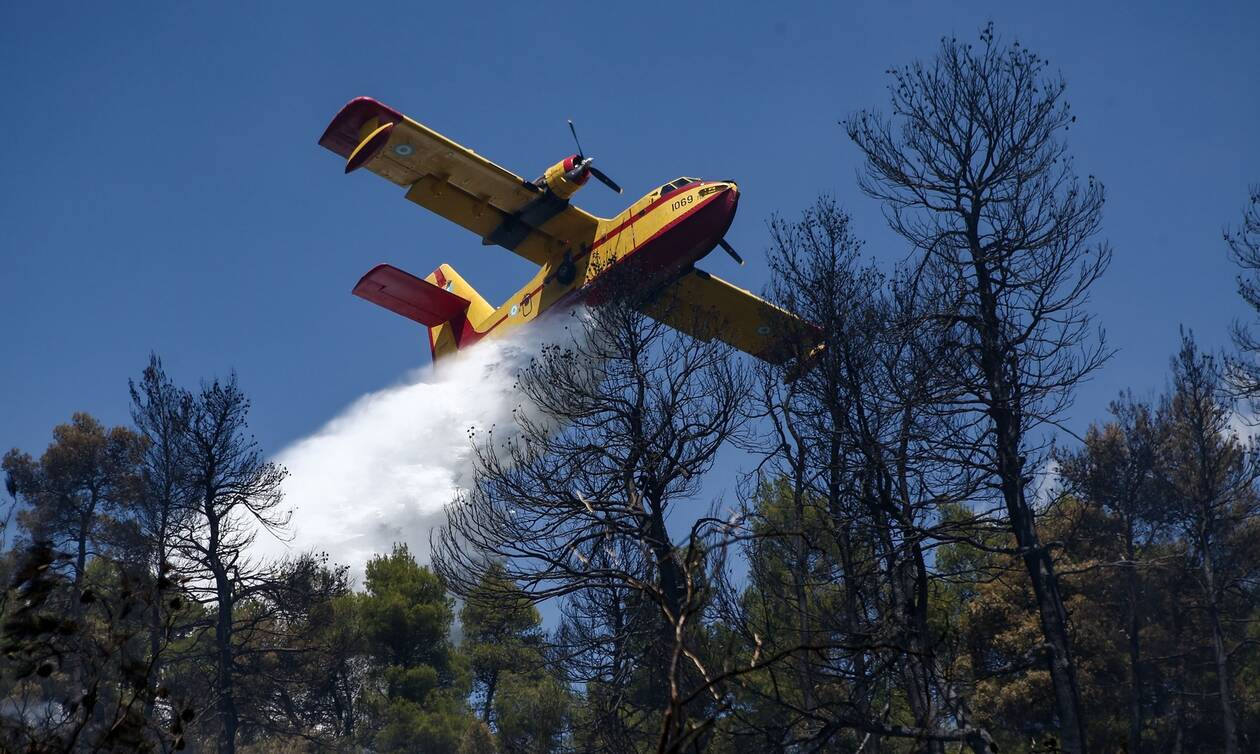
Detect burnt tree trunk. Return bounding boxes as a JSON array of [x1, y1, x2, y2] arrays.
[[1124, 524, 1144, 754], [1200, 534, 1239, 754], [972, 247, 1087, 753]]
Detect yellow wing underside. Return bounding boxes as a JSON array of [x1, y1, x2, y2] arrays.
[[644, 270, 819, 365], [352, 115, 600, 266]]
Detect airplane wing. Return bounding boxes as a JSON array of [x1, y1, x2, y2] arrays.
[[643, 269, 822, 365], [319, 97, 599, 266]]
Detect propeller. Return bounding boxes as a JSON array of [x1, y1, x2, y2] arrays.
[[718, 238, 745, 266], [568, 119, 623, 194]]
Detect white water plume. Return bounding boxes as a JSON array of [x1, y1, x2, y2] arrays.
[[255, 312, 585, 580]]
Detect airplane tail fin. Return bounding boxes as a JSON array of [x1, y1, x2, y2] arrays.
[[352, 263, 493, 363], [422, 264, 493, 361], [429, 263, 493, 322]]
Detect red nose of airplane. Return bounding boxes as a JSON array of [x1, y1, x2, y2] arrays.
[[716, 181, 739, 219], [692, 182, 740, 255]]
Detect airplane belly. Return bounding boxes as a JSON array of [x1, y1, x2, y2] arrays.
[[586, 189, 739, 301]]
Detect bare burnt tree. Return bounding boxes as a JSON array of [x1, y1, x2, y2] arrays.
[[555, 531, 739, 754], [724, 198, 995, 752], [1153, 334, 1260, 754], [554, 547, 659, 753], [845, 25, 1111, 753], [1225, 186, 1260, 399], [733, 202, 885, 749], [127, 354, 196, 721], [174, 374, 290, 754], [432, 287, 750, 752]]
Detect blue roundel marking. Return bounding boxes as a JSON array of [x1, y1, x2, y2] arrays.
[[393, 144, 415, 156], [757, 325, 772, 336]]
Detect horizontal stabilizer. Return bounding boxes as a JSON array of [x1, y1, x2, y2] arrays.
[[352, 264, 470, 326]]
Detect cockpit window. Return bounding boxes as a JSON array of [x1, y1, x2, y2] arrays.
[[658, 178, 698, 197]]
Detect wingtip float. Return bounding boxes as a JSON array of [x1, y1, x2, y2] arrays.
[[319, 96, 823, 372]]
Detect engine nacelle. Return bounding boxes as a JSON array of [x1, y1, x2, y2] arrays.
[[538, 154, 592, 199]]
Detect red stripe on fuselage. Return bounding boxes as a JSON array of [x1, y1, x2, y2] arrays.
[[581, 181, 701, 261]]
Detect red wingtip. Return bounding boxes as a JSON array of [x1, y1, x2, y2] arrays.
[[318, 97, 405, 158]]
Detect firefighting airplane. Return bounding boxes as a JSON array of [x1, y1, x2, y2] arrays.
[[318, 97, 820, 365]]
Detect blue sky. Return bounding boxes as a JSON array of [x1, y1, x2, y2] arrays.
[[3, 1, 1258, 464]]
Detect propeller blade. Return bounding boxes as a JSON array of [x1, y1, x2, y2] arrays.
[[589, 165, 623, 194], [567, 119, 585, 159], [718, 239, 745, 266], [567, 120, 619, 193]]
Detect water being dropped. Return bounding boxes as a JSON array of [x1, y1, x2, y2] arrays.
[[256, 311, 585, 580]]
